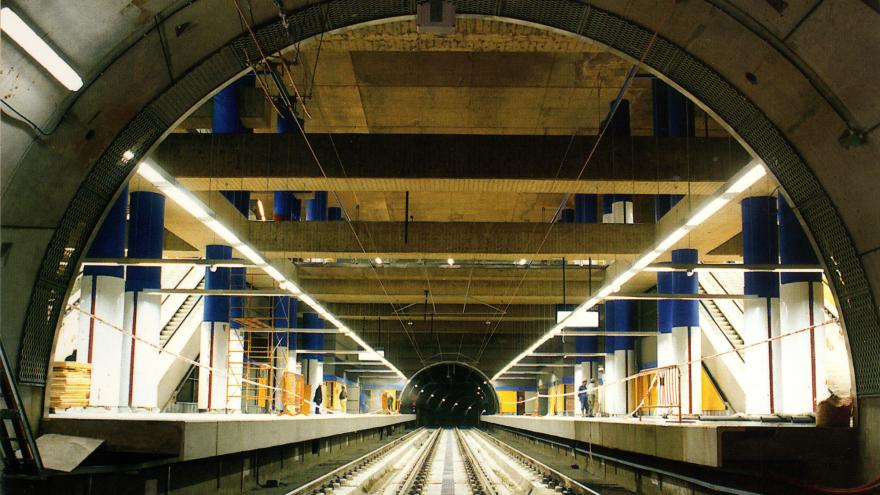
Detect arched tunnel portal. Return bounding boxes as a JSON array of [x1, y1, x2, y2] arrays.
[[400, 362, 498, 427]]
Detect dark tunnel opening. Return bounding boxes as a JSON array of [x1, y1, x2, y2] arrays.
[[400, 362, 498, 427]]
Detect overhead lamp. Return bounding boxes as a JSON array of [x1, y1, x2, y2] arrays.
[[256, 199, 266, 221], [374, 257, 383, 265], [727, 164, 767, 193], [236, 244, 265, 266], [491, 160, 769, 381], [122, 150, 136, 163], [134, 159, 409, 382], [517, 258, 528, 266], [687, 197, 730, 227], [204, 219, 241, 246], [265, 265, 286, 282], [1, 8, 83, 91], [447, 258, 455, 266]]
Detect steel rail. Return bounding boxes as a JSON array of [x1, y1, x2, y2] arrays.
[[284, 427, 424, 495], [473, 428, 601, 495]]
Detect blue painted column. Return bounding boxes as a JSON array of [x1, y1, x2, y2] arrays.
[[220, 191, 251, 218], [652, 79, 694, 137], [328, 206, 343, 221], [213, 77, 252, 220], [122, 191, 165, 410], [77, 188, 128, 409], [742, 196, 781, 414], [574, 194, 598, 223], [602, 301, 617, 415], [199, 244, 232, 411], [778, 195, 825, 414], [302, 312, 325, 413], [655, 194, 680, 370], [273, 296, 299, 411], [273, 191, 301, 221], [572, 193, 599, 400], [559, 208, 574, 223], [671, 248, 701, 414], [306, 192, 328, 221], [605, 99, 631, 137], [212, 81, 243, 134], [612, 300, 636, 414], [277, 105, 304, 134]]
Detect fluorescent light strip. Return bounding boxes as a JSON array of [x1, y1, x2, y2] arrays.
[[492, 161, 767, 380], [1, 8, 83, 91], [136, 161, 407, 380]]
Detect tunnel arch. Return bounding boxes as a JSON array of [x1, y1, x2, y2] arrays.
[[4, 1, 877, 463], [400, 361, 499, 426]]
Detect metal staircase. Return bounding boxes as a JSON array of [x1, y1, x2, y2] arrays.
[[699, 289, 744, 359], [160, 279, 204, 348], [0, 342, 42, 475]]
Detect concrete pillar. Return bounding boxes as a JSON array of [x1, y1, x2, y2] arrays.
[[121, 191, 164, 410], [306, 192, 328, 221], [742, 196, 781, 414], [672, 248, 701, 415], [77, 188, 127, 409], [778, 195, 825, 414], [199, 244, 231, 411], [603, 194, 633, 224], [273, 296, 298, 411], [302, 312, 325, 413]]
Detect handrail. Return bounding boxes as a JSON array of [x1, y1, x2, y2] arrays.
[[161, 265, 197, 306], [162, 354, 199, 412], [698, 299, 745, 362], [161, 295, 203, 350]]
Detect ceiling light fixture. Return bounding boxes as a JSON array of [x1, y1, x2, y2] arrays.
[[1, 7, 83, 91], [492, 161, 767, 380], [135, 160, 407, 380]]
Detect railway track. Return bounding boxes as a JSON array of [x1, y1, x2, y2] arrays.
[[287, 428, 601, 495]]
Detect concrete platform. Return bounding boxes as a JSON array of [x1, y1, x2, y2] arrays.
[[41, 412, 415, 461], [481, 415, 854, 468]]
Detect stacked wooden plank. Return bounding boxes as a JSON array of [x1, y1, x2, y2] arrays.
[[49, 362, 91, 409]]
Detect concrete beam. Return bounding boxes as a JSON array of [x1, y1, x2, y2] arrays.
[[338, 319, 556, 334], [41, 413, 415, 461], [250, 221, 654, 260], [155, 134, 748, 194], [327, 303, 556, 322], [303, 277, 600, 304]]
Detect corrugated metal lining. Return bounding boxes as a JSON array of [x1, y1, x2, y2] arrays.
[[18, 0, 880, 395]]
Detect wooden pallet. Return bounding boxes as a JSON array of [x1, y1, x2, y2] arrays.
[[49, 362, 91, 409]]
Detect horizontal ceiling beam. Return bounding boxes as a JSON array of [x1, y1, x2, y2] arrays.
[[326, 303, 556, 322], [301, 277, 606, 304], [155, 134, 748, 194], [249, 221, 654, 260]]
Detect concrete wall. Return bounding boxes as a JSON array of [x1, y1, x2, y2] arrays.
[[7, 420, 414, 494], [1, 0, 878, 480]]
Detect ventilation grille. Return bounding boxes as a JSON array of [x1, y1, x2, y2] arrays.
[[18, 0, 880, 395]]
